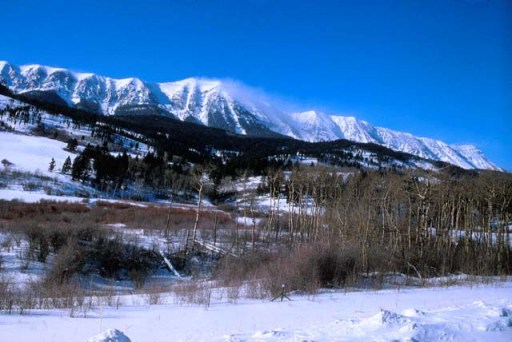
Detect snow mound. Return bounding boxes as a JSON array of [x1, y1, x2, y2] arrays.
[[226, 300, 512, 341], [86, 329, 131, 342], [485, 306, 512, 332], [365, 309, 412, 326], [252, 329, 289, 338], [486, 318, 512, 332]]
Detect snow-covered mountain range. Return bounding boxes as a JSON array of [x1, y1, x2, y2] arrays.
[[0, 61, 500, 170]]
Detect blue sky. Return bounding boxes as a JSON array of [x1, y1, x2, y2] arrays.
[[1, 0, 510, 170]]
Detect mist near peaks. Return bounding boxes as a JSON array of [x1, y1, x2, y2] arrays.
[[215, 77, 355, 118]]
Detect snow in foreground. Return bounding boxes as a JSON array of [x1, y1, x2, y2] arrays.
[[1, 281, 511, 341]]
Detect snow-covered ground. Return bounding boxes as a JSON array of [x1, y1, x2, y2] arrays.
[[0, 188, 87, 203], [2, 225, 510, 341], [0, 130, 74, 175], [1, 225, 511, 341], [0, 130, 93, 201], [0, 280, 510, 341], [0, 130, 158, 203]]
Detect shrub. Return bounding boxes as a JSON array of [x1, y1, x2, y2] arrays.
[[215, 251, 273, 286], [0, 276, 14, 313], [215, 242, 360, 297], [46, 241, 85, 284], [49, 227, 68, 253], [26, 226, 50, 263], [86, 235, 160, 285]]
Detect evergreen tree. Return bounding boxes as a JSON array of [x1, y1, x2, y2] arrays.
[[61, 156, 72, 174], [71, 154, 91, 182], [48, 158, 56, 172], [66, 138, 78, 152]]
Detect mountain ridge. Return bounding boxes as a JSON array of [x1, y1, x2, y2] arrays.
[[0, 60, 500, 171]]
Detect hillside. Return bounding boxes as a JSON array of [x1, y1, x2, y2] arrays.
[[0, 90, 455, 179]]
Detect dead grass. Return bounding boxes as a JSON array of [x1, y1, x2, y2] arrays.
[[142, 284, 170, 305], [0, 276, 92, 316], [172, 281, 213, 307], [0, 199, 235, 235], [0, 200, 89, 220]]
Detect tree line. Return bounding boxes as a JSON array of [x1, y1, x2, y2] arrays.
[[252, 166, 512, 277]]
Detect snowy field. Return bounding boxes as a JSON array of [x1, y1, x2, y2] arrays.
[[0, 130, 155, 203], [2, 225, 510, 341], [0, 131, 74, 175], [0, 280, 511, 341], [0, 189, 86, 203]]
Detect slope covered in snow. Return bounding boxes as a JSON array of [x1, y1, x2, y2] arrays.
[[289, 110, 342, 142], [0, 61, 500, 170], [330, 115, 501, 171], [0, 279, 510, 341], [0, 130, 73, 176]]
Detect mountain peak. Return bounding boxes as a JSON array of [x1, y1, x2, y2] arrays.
[[160, 77, 223, 96], [298, 110, 322, 118], [0, 60, 9, 70], [19, 63, 70, 77]]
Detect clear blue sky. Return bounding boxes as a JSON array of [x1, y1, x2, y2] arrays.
[[1, 0, 510, 170]]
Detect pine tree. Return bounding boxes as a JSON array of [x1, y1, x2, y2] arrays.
[[66, 138, 78, 152], [71, 151, 93, 182], [48, 158, 56, 172], [61, 156, 72, 174]]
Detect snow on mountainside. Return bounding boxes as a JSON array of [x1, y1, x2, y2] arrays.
[[330, 116, 501, 171], [0, 60, 500, 170], [289, 110, 342, 142], [0, 61, 288, 137], [330, 115, 380, 143]]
